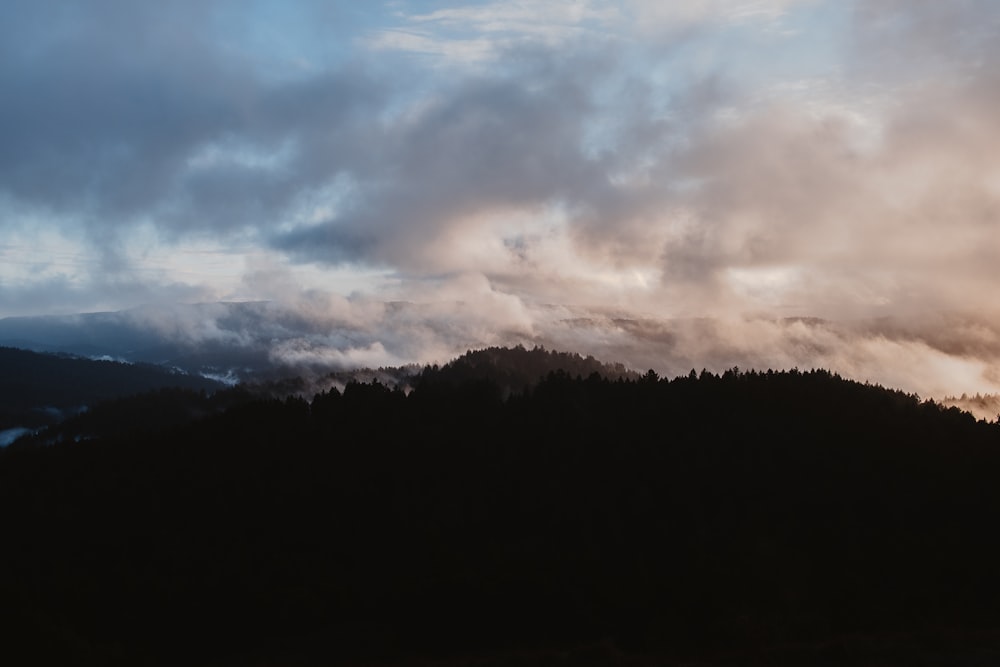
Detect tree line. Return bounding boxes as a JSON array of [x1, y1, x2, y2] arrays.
[[2, 349, 1000, 665]]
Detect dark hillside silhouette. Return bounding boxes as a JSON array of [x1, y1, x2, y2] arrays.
[[2, 349, 1000, 665], [12, 385, 259, 447], [0, 346, 222, 433]]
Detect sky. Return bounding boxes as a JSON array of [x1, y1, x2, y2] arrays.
[[1, 0, 1000, 402]]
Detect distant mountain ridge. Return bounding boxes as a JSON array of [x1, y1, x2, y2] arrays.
[[6, 343, 994, 451], [5, 303, 997, 416]]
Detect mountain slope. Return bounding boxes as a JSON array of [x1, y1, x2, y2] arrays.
[[0, 346, 222, 433], [2, 355, 999, 664]]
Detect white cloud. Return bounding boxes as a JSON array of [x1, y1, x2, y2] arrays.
[[623, 0, 813, 31], [365, 29, 497, 63], [405, 1, 618, 37], [367, 0, 618, 64]]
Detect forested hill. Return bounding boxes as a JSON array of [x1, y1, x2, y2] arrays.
[[419, 344, 639, 391], [0, 346, 222, 432], [6, 346, 635, 447], [2, 362, 1000, 665]]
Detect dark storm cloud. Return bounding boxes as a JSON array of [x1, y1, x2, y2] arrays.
[[0, 1, 236, 216], [0, 0, 381, 238]]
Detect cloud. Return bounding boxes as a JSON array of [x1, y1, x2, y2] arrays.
[[0, 272, 216, 319], [624, 0, 810, 31], [272, 0, 1000, 330], [369, 1, 620, 63], [0, 1, 383, 243], [0, 2, 244, 219], [0, 1, 999, 400], [366, 30, 497, 63], [274, 55, 608, 272]]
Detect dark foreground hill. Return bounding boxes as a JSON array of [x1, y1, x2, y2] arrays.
[[2, 358, 1000, 665]]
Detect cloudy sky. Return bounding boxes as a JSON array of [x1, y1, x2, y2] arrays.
[[1, 1, 999, 400]]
